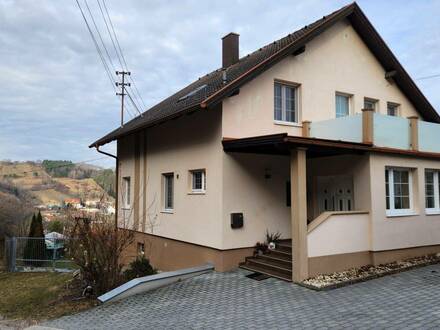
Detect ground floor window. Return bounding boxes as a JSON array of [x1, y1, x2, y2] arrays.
[[190, 169, 206, 193], [425, 170, 440, 214], [162, 173, 174, 211], [385, 167, 413, 216], [122, 176, 131, 208], [137, 242, 145, 256]]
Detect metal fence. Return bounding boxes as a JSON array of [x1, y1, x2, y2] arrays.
[[5, 237, 77, 272]]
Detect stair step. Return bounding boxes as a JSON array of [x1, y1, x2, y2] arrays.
[[257, 254, 292, 267], [274, 242, 292, 253], [267, 249, 291, 260], [240, 263, 292, 282], [246, 257, 291, 275]]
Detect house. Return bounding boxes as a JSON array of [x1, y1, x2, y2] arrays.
[[91, 3, 440, 282], [64, 198, 82, 209]]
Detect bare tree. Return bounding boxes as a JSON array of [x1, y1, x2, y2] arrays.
[[64, 212, 134, 295]]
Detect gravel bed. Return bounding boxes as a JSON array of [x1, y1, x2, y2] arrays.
[[302, 253, 440, 290]]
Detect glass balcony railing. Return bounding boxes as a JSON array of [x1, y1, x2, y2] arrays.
[[308, 111, 440, 154]]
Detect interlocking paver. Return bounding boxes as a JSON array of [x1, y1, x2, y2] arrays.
[[44, 264, 440, 329]]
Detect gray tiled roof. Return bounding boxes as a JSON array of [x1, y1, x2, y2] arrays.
[[91, 2, 439, 147], [91, 5, 351, 147]]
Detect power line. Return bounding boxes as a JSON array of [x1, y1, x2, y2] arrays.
[[126, 90, 143, 117], [101, 0, 148, 112], [84, 0, 116, 73], [76, 0, 143, 124], [75, 0, 115, 92], [415, 73, 440, 81], [96, 0, 124, 72]]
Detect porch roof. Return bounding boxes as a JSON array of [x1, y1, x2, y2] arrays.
[[222, 133, 440, 160]]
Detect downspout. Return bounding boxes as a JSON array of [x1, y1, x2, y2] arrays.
[[95, 145, 118, 229]]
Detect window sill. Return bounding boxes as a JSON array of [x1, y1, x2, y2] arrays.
[[386, 210, 418, 218], [161, 209, 174, 214], [426, 209, 440, 215], [188, 191, 206, 195], [273, 120, 302, 127], [121, 207, 131, 211]]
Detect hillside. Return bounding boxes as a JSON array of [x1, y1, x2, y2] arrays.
[[0, 161, 115, 206]]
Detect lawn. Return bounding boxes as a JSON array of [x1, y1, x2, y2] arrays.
[[0, 272, 97, 322]]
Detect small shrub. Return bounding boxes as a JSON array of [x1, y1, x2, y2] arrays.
[[124, 256, 156, 280], [254, 241, 267, 256]]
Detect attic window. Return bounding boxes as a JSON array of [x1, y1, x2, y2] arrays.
[[178, 84, 207, 102]]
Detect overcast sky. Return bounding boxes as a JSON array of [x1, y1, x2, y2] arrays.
[[0, 0, 439, 168]]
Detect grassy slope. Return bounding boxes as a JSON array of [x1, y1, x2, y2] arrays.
[[0, 162, 112, 205], [0, 272, 95, 321], [54, 177, 108, 201]]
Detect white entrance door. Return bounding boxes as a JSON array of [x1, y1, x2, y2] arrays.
[[317, 175, 354, 213]]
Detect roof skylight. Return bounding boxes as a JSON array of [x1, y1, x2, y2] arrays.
[[178, 84, 207, 102]]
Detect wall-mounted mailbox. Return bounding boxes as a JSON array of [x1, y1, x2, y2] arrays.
[[231, 213, 243, 229]]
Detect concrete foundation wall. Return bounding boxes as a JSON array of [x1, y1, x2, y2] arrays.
[[122, 230, 253, 272]]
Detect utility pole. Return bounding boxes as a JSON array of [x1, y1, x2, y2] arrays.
[[116, 71, 131, 127]]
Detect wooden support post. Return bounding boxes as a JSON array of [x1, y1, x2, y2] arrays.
[[290, 148, 308, 282], [362, 108, 374, 144], [408, 116, 419, 151], [302, 121, 311, 138]]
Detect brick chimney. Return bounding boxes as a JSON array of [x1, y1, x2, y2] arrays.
[[222, 32, 239, 68]]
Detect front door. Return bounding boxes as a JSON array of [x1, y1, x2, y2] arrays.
[[317, 175, 354, 213]]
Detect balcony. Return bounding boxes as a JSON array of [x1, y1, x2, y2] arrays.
[[304, 110, 440, 154]]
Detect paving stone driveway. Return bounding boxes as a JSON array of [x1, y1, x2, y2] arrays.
[[44, 264, 440, 329]]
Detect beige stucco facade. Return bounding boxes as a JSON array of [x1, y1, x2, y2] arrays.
[[116, 17, 440, 276], [221, 20, 419, 140]]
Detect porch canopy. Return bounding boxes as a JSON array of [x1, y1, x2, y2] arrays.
[[222, 133, 372, 157], [223, 133, 440, 159]]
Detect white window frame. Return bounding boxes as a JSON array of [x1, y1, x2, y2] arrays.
[[387, 102, 400, 117], [122, 176, 131, 208], [190, 169, 206, 194], [162, 173, 174, 212], [425, 169, 440, 214], [335, 92, 352, 118], [385, 167, 414, 217], [274, 81, 299, 124]]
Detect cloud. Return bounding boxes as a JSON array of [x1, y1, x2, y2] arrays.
[[0, 0, 439, 168]]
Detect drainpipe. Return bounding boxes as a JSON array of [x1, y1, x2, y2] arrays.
[[95, 145, 118, 229]]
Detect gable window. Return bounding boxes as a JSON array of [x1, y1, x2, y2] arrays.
[[425, 170, 440, 214], [385, 167, 413, 216], [387, 102, 399, 116], [364, 98, 377, 111], [274, 82, 298, 123], [335, 93, 350, 118], [122, 176, 131, 208], [190, 169, 206, 193], [163, 173, 174, 211]]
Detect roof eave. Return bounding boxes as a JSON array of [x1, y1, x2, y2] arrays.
[[89, 103, 203, 148]]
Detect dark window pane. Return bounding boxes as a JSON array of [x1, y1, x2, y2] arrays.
[[427, 196, 435, 209], [401, 197, 410, 209], [274, 84, 282, 121], [394, 197, 401, 209], [401, 184, 409, 196]]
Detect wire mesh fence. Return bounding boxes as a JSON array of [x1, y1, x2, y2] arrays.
[[5, 237, 77, 272]]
